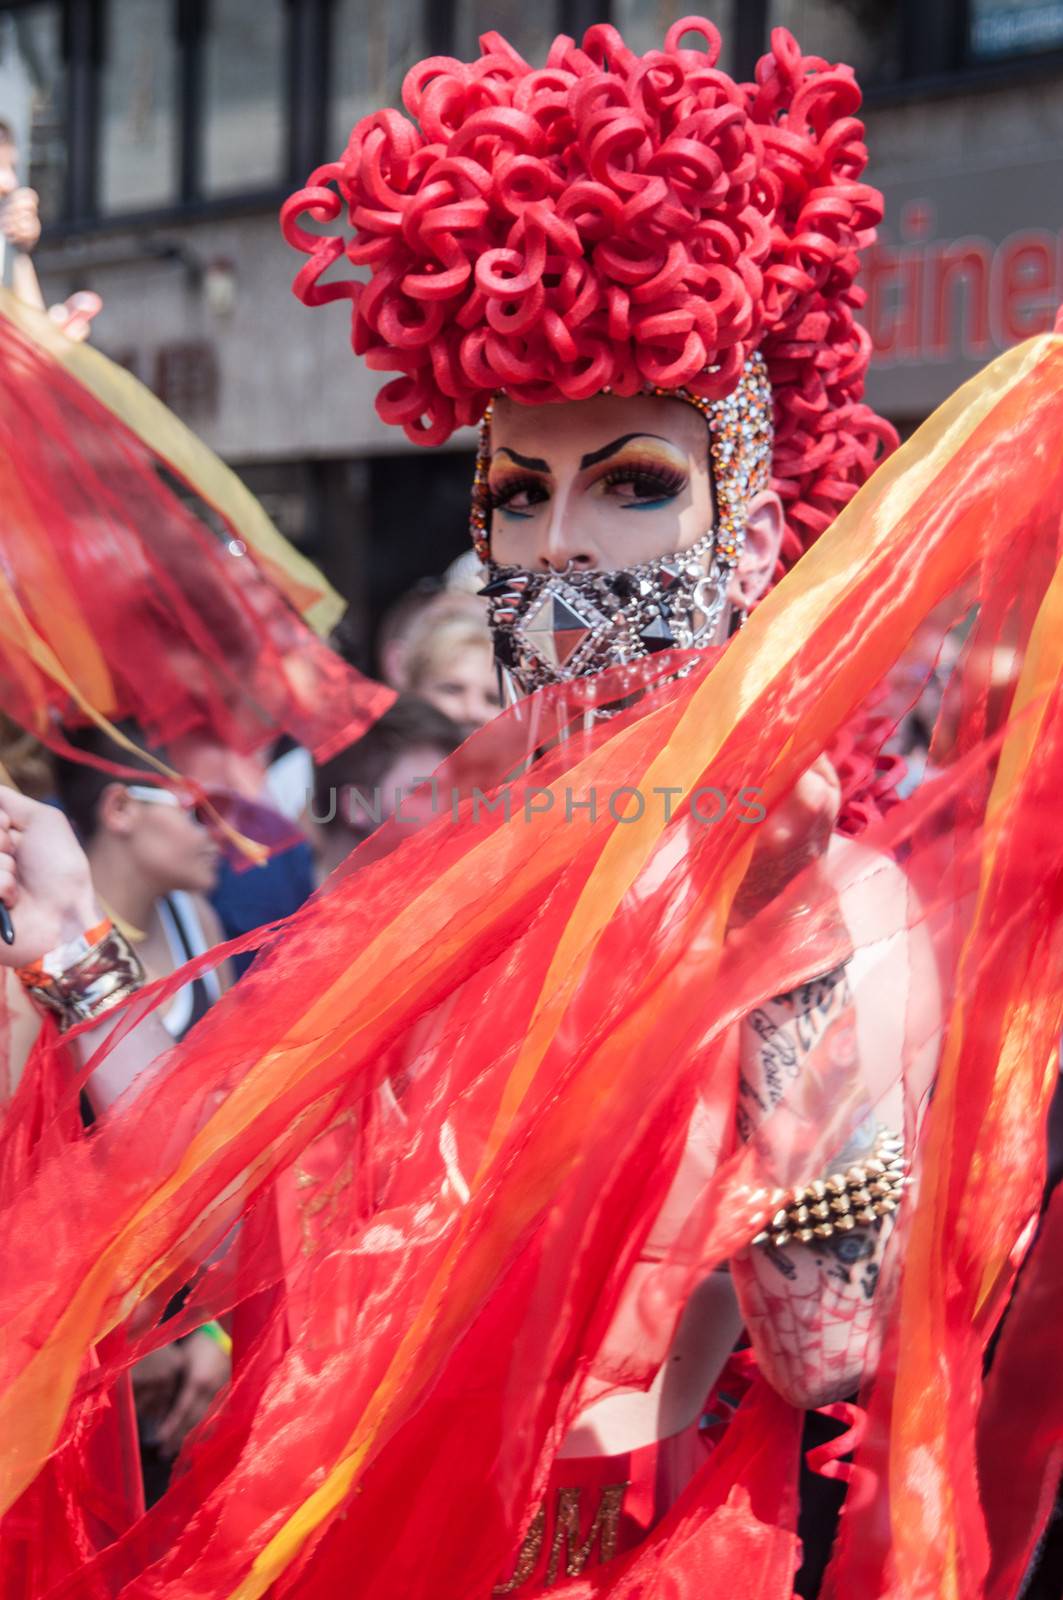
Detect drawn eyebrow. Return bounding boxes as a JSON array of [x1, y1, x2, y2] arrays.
[[492, 447, 550, 472], [578, 433, 676, 469]]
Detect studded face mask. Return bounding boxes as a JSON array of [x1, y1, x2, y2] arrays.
[[480, 527, 730, 698], [470, 355, 774, 700]]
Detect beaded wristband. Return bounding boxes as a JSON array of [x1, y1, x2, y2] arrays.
[[17, 919, 146, 1032], [752, 1127, 908, 1250]]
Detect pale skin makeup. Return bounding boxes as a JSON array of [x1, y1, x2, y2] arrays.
[[488, 391, 783, 614]]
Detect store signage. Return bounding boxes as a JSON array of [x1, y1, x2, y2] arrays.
[[861, 156, 1062, 416]]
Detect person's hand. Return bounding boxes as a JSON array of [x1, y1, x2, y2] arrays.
[[48, 290, 102, 343], [0, 786, 101, 967], [131, 1341, 184, 1425], [154, 1330, 231, 1459], [0, 187, 41, 252], [730, 754, 841, 927]]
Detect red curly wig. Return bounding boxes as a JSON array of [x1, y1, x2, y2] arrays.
[[281, 17, 896, 575]]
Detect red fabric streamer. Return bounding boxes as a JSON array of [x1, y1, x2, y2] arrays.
[[0, 298, 392, 764], [979, 1184, 1063, 1600], [1, 334, 1062, 1599]]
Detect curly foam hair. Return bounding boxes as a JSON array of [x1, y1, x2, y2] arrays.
[[282, 17, 897, 573]]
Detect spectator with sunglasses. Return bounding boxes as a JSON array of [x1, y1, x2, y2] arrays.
[[54, 721, 233, 1501], [54, 723, 232, 1039]]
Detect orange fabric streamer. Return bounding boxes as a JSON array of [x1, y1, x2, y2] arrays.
[[0, 332, 1062, 1598]]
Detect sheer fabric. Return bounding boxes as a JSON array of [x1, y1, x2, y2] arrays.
[[0, 332, 1061, 1597], [0, 290, 391, 770]]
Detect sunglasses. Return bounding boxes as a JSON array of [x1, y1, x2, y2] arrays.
[[125, 784, 302, 866], [125, 784, 211, 827]]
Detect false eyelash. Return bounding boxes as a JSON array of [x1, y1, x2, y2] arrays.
[[599, 464, 686, 499], [487, 475, 549, 511]]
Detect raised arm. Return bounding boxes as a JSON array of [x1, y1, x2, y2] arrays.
[[729, 846, 940, 1409]]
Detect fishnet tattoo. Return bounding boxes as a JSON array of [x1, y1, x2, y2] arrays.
[[731, 964, 894, 1407]]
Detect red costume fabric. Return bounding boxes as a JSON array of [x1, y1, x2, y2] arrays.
[[0, 291, 392, 773], [0, 1019, 143, 1600], [0, 324, 1061, 1600], [1, 21, 1062, 1600]]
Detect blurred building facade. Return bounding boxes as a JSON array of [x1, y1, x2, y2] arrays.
[[1, 0, 1061, 653]]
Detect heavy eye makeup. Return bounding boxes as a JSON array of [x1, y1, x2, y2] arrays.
[[595, 450, 687, 511], [488, 444, 688, 519], [489, 471, 550, 519]]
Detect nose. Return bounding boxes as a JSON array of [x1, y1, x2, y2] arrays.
[[534, 490, 597, 574]]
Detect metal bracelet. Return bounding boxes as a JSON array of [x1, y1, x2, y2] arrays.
[[20, 924, 146, 1032], [752, 1127, 909, 1250]]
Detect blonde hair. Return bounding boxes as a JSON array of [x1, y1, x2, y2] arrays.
[[401, 593, 492, 692]]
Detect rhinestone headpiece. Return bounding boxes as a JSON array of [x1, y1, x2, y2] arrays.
[[473, 355, 774, 697]]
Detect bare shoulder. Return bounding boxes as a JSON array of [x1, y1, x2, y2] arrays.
[[827, 837, 941, 1111], [827, 837, 923, 944]]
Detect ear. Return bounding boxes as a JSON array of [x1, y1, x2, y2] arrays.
[[381, 636, 411, 690], [96, 783, 137, 838], [727, 490, 784, 610]]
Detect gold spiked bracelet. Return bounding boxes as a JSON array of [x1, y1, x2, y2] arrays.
[[752, 1127, 908, 1250]]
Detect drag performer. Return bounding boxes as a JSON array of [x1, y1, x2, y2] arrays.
[[0, 18, 1062, 1600], [280, 9, 931, 1525]]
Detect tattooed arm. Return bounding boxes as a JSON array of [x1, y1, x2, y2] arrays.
[[729, 844, 940, 1409]]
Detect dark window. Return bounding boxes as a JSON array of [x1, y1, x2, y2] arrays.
[[611, 1, 741, 69], [767, 0, 905, 86], [967, 0, 1063, 58], [99, 0, 179, 212], [454, 0, 561, 66], [88, 0, 293, 221], [154, 338, 219, 419], [200, 0, 286, 197], [330, 0, 426, 155], [0, 1, 66, 222]]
